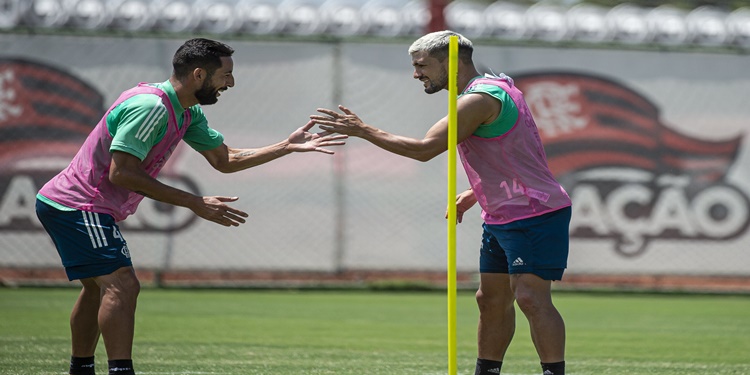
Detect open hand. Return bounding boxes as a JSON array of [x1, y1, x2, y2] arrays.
[[192, 196, 249, 227], [310, 105, 366, 137], [287, 120, 348, 154]]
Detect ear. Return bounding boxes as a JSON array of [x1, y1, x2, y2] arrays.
[[192, 67, 206, 82]]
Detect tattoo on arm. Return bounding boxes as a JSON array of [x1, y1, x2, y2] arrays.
[[235, 151, 256, 157]]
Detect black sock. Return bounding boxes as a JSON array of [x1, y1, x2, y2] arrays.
[[475, 358, 503, 375], [541, 361, 565, 375], [108, 359, 134, 375], [70, 356, 95, 375]]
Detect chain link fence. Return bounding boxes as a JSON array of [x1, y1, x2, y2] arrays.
[[1, 33, 749, 292]]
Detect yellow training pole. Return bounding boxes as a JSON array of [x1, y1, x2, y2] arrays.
[[446, 35, 459, 375]]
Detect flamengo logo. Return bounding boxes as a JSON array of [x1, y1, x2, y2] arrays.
[[515, 72, 749, 257], [0, 58, 200, 232]]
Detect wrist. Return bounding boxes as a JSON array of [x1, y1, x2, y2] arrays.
[[279, 140, 295, 154], [183, 194, 204, 211], [358, 123, 379, 139]]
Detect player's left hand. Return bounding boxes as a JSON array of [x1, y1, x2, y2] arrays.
[[287, 120, 348, 154]]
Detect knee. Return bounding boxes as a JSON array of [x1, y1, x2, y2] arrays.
[[475, 289, 491, 311], [123, 274, 141, 298], [514, 290, 547, 316], [116, 268, 141, 294], [112, 278, 140, 311], [476, 289, 512, 315], [110, 272, 141, 301]]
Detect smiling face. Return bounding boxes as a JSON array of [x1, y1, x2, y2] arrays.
[[411, 50, 448, 94], [195, 55, 235, 105]]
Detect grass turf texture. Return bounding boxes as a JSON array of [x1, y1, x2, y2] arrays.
[[1, 288, 749, 375]]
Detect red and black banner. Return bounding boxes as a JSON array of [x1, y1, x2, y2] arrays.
[[515, 72, 749, 256], [0, 58, 199, 232]]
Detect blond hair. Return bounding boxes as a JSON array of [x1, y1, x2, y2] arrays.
[[408, 30, 473, 63]]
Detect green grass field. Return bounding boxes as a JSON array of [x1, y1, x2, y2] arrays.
[[1, 287, 749, 375]]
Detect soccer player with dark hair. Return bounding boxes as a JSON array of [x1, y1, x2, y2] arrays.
[[36, 38, 346, 375], [311, 30, 571, 375]]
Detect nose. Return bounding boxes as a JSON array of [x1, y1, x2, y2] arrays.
[[227, 74, 235, 88]]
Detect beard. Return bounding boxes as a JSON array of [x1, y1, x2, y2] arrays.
[[421, 70, 448, 94], [423, 79, 445, 94], [195, 79, 220, 105]]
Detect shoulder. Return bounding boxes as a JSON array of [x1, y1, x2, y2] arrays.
[[465, 82, 509, 99], [116, 93, 167, 115], [108, 93, 169, 130], [457, 89, 502, 126], [463, 81, 513, 112], [459, 89, 502, 110], [186, 104, 208, 125]]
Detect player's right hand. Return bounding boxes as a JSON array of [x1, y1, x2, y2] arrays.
[[310, 105, 367, 137], [446, 189, 477, 224], [193, 196, 249, 227]]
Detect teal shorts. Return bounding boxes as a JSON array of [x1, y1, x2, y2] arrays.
[[479, 206, 571, 280], [36, 199, 132, 281]]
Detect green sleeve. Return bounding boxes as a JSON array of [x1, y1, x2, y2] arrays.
[[107, 94, 168, 160], [182, 105, 225, 151], [463, 83, 519, 138]]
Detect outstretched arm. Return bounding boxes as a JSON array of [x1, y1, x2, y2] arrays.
[[109, 151, 249, 227], [200, 120, 348, 173], [309, 94, 498, 162], [312, 105, 445, 162]]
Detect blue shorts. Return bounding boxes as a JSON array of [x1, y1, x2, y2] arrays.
[[479, 206, 571, 281], [36, 199, 132, 281]]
